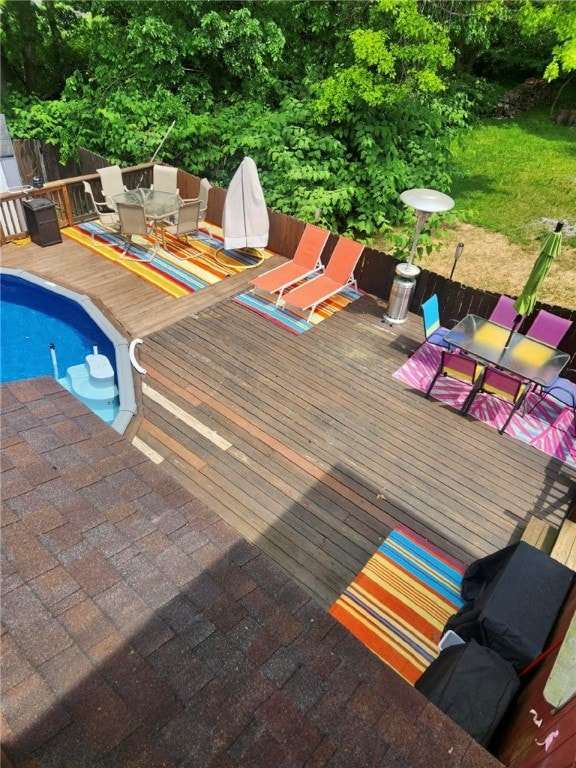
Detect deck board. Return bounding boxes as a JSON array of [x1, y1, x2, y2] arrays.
[[2, 234, 574, 608]]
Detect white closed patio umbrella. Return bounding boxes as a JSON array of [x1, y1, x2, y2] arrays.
[[219, 157, 269, 264]]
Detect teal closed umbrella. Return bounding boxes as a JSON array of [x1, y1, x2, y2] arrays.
[[514, 223, 563, 316]]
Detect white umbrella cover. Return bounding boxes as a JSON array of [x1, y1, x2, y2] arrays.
[[222, 157, 269, 250]]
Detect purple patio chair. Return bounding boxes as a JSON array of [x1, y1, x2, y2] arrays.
[[526, 310, 572, 348], [528, 369, 576, 437], [465, 366, 530, 435], [488, 295, 524, 330]]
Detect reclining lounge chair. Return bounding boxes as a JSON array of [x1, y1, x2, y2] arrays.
[[249, 224, 329, 303], [279, 237, 364, 321]]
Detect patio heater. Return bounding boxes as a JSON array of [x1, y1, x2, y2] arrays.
[[384, 188, 455, 325]]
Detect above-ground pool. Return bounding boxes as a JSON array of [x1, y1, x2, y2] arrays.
[[1, 268, 136, 433]]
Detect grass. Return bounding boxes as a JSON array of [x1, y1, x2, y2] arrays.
[[375, 105, 576, 309], [449, 108, 576, 248]]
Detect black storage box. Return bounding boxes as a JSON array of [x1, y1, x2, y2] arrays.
[[415, 640, 520, 746], [22, 197, 62, 247]]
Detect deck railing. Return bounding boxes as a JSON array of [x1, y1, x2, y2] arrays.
[[2, 163, 575, 365], [0, 163, 157, 242]]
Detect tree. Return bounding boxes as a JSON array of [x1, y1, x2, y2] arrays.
[[518, 0, 576, 80], [417, 0, 512, 75], [4, 0, 472, 237], [0, 0, 87, 97], [423, 0, 576, 85], [315, 0, 455, 119]]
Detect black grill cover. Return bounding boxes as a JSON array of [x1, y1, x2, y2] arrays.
[[444, 542, 574, 670], [415, 640, 520, 746]]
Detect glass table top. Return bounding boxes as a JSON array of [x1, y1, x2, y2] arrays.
[[112, 188, 182, 219], [444, 315, 570, 387]]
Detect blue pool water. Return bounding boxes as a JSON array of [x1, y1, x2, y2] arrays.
[[0, 273, 119, 423]]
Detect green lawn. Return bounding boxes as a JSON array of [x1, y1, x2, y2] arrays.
[[371, 103, 576, 306], [449, 108, 576, 247]]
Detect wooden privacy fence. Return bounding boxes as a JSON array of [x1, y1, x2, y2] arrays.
[[2, 162, 575, 366], [11, 139, 109, 186]]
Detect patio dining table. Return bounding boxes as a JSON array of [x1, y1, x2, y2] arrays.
[[444, 314, 570, 387], [111, 188, 182, 254]]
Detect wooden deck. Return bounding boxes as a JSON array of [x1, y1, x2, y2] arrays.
[[2, 234, 575, 608]]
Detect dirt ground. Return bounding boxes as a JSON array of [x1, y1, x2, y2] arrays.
[[417, 222, 576, 310]]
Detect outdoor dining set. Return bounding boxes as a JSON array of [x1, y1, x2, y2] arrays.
[[84, 164, 211, 259], [420, 292, 575, 438]]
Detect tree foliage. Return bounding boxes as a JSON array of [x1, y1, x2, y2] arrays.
[[0, 0, 87, 97], [2, 0, 573, 242], [518, 0, 576, 79]]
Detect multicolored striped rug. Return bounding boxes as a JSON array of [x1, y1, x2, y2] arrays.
[[329, 526, 465, 685], [232, 283, 363, 334], [393, 342, 575, 467], [62, 221, 273, 298]]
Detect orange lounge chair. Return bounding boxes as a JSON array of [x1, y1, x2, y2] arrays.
[[279, 237, 364, 321], [250, 223, 329, 303]]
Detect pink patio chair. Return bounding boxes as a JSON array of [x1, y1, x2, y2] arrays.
[[489, 295, 524, 330], [279, 236, 364, 321], [526, 310, 572, 348], [250, 224, 330, 302], [466, 366, 530, 434], [425, 350, 483, 413]]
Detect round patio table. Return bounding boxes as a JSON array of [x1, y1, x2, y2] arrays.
[[112, 188, 182, 254]]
